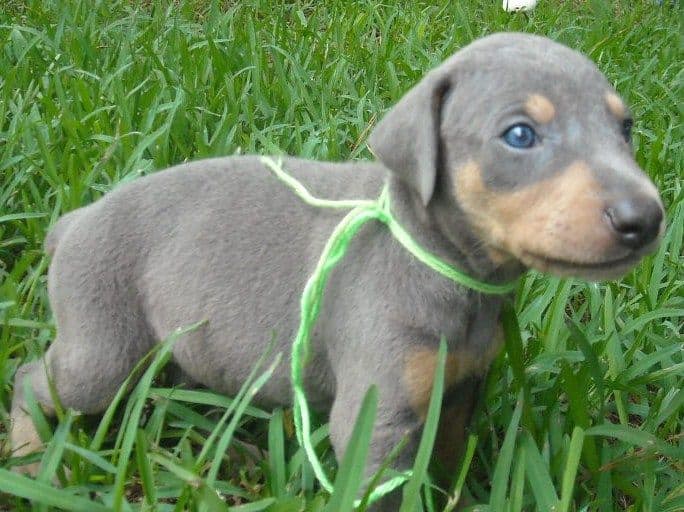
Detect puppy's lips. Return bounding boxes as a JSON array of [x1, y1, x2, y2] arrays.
[[519, 249, 645, 280]]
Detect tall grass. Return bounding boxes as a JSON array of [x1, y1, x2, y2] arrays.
[[1, 1, 682, 510]]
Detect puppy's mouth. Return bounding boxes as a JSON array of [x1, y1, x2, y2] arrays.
[[519, 250, 645, 280]]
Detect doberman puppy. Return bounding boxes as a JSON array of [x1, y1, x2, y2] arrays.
[[11, 33, 664, 508]]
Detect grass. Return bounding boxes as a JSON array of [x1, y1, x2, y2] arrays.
[[0, 0, 682, 510]]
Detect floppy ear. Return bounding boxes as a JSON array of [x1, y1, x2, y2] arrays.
[[368, 71, 452, 206]]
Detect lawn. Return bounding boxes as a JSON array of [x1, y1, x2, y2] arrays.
[[0, 0, 682, 510]]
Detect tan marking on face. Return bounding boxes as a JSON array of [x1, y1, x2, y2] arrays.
[[455, 160, 617, 275], [403, 347, 494, 419], [605, 92, 626, 118], [525, 94, 556, 124]]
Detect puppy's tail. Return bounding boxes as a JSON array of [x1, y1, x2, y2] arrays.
[[45, 209, 83, 257]]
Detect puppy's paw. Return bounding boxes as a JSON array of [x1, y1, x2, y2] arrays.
[[9, 409, 45, 478]]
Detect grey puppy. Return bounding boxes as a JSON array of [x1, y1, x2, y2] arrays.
[[11, 33, 664, 508]]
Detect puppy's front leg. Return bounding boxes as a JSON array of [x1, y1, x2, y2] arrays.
[[327, 342, 484, 510], [329, 375, 423, 511]]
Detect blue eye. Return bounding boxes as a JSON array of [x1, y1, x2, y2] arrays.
[[502, 123, 537, 149]]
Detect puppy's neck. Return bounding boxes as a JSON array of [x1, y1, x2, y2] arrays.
[[387, 176, 524, 285]]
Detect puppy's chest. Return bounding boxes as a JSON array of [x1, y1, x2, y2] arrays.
[[401, 295, 504, 418]]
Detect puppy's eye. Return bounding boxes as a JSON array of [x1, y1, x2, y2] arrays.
[[502, 123, 537, 149], [622, 119, 633, 144]]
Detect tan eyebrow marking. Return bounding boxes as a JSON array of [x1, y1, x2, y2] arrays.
[[524, 94, 556, 124], [605, 92, 626, 118]]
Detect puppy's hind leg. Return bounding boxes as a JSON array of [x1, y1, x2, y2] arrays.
[[10, 288, 154, 476]]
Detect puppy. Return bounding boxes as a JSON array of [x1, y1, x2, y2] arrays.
[[11, 33, 664, 508]]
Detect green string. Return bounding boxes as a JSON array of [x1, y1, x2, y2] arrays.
[[261, 157, 518, 500]]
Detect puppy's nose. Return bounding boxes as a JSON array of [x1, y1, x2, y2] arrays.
[[606, 197, 663, 249]]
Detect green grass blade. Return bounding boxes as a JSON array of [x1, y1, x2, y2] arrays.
[[509, 446, 526, 512], [22, 376, 52, 444], [444, 433, 478, 511], [228, 498, 277, 512], [357, 433, 410, 509], [63, 442, 117, 474], [268, 408, 287, 498], [150, 387, 270, 420], [543, 278, 574, 352], [0, 468, 110, 511], [586, 424, 680, 458], [37, 408, 73, 483], [324, 385, 378, 512], [113, 321, 205, 511], [91, 345, 162, 451], [286, 424, 330, 477], [399, 338, 447, 512], [489, 391, 523, 511], [502, 303, 536, 437], [135, 429, 156, 506], [206, 353, 282, 486], [196, 338, 278, 471], [0, 212, 47, 223], [522, 433, 560, 511], [559, 363, 600, 472], [147, 452, 203, 486], [559, 427, 585, 512], [197, 485, 231, 512]]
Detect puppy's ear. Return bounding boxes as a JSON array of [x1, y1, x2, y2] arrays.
[[368, 72, 451, 206]]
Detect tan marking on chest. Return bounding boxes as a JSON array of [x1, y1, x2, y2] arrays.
[[403, 347, 494, 419], [525, 94, 556, 124], [485, 320, 506, 360], [605, 92, 626, 118]]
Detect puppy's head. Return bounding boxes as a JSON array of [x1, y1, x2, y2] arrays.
[[369, 33, 664, 281]]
